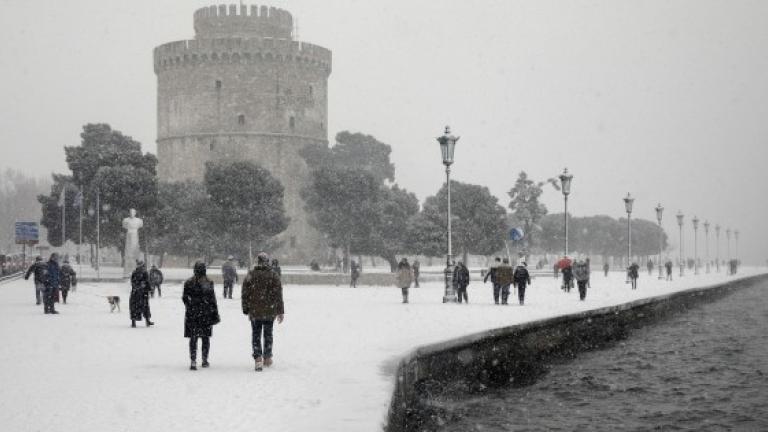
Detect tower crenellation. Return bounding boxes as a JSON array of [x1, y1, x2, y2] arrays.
[[193, 4, 293, 39]]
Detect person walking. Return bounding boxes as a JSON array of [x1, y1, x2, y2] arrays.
[[573, 258, 591, 301], [453, 261, 470, 304], [412, 259, 421, 288], [513, 259, 531, 305], [396, 258, 413, 304], [129, 260, 154, 327], [603, 262, 609, 277], [628, 262, 640, 289], [24, 256, 47, 305], [42, 253, 61, 314], [484, 257, 501, 304], [59, 259, 76, 304], [665, 259, 673, 281], [183, 262, 220, 371], [221, 256, 238, 299], [561, 261, 574, 293], [553, 261, 560, 279], [350, 260, 360, 288], [647, 259, 654, 276], [271, 259, 282, 277], [495, 258, 514, 305], [149, 264, 164, 298], [242, 253, 285, 371]]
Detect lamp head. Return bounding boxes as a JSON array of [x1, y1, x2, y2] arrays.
[[558, 168, 573, 196], [655, 203, 664, 222], [436, 126, 459, 166], [623, 193, 634, 214], [692, 216, 699, 229], [676, 211, 684, 226]]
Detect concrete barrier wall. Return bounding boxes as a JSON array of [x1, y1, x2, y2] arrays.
[[385, 274, 768, 432]]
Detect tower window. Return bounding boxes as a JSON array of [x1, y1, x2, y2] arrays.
[[289, 116, 295, 131], [238, 114, 245, 125], [215, 80, 222, 90]]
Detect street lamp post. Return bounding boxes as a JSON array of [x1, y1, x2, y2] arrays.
[[437, 126, 459, 303], [558, 168, 573, 257], [676, 211, 684, 277], [704, 221, 710, 273], [735, 229, 740, 272], [87, 191, 110, 281], [715, 224, 721, 272], [655, 203, 664, 279], [623, 193, 635, 275], [692, 216, 699, 275], [726, 228, 732, 264]]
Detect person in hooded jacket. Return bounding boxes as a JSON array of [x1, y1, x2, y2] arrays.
[[513, 260, 531, 305], [130, 261, 154, 327], [24, 256, 48, 305], [183, 262, 220, 370], [242, 253, 285, 371], [396, 258, 413, 304], [59, 259, 76, 304]]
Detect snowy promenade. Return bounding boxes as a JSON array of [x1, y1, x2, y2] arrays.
[[0, 268, 765, 431]]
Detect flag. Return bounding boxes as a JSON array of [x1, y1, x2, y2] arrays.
[[58, 187, 66, 207], [73, 190, 83, 209]]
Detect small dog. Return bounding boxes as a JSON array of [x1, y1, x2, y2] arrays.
[[107, 296, 121, 313]]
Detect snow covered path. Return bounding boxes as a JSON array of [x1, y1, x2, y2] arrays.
[[0, 268, 765, 432]]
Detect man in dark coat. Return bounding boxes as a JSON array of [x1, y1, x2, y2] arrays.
[[24, 256, 47, 305], [149, 265, 164, 298], [647, 259, 654, 276], [573, 259, 591, 301], [130, 261, 154, 327], [242, 253, 284, 371], [59, 259, 76, 304], [183, 262, 220, 370], [350, 260, 360, 288], [665, 259, 673, 281], [628, 262, 640, 289], [42, 253, 60, 314], [221, 256, 238, 299], [452, 261, 470, 303], [495, 258, 514, 305], [603, 262, 610, 277], [513, 260, 531, 305], [561, 263, 574, 293], [483, 257, 501, 304]]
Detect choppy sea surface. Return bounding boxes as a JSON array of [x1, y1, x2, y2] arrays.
[[437, 281, 768, 431]]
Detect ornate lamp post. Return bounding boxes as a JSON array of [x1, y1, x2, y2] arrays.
[[676, 211, 684, 277], [623, 193, 635, 273], [437, 126, 459, 303], [703, 221, 710, 273], [558, 168, 573, 257], [715, 224, 721, 272], [87, 190, 110, 281], [655, 203, 664, 279], [692, 216, 699, 275]]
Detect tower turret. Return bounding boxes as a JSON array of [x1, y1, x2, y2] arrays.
[[193, 4, 293, 39]]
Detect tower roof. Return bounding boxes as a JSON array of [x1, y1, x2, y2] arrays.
[[194, 4, 293, 40]]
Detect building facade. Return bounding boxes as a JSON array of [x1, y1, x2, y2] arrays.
[[154, 4, 332, 263]]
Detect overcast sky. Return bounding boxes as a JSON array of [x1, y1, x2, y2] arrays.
[[1, 0, 766, 263]]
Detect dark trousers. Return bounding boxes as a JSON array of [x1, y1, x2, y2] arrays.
[[516, 282, 526, 304], [151, 283, 161, 298], [223, 280, 234, 299], [577, 280, 588, 300], [189, 336, 210, 361], [500, 284, 511, 304], [350, 276, 358, 288], [630, 277, 637, 290], [456, 284, 468, 303], [61, 288, 69, 304], [35, 282, 43, 305], [251, 318, 275, 359], [43, 288, 56, 313], [414, 274, 420, 288], [492, 284, 501, 304], [563, 277, 573, 292]]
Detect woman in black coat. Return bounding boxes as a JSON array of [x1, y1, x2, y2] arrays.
[[183, 262, 220, 370]]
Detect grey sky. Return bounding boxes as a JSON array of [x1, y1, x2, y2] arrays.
[[1, 0, 766, 263]]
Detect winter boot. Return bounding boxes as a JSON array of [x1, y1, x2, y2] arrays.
[[264, 357, 273, 368], [254, 357, 264, 372], [190, 361, 197, 371], [145, 318, 154, 327], [201, 360, 209, 368]]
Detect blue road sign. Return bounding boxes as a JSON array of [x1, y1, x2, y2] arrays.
[[15, 221, 39, 245], [509, 227, 525, 242]]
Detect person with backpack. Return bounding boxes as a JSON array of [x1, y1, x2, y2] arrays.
[[512, 259, 531, 305]]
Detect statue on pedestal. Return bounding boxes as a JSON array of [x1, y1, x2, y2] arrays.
[[123, 209, 144, 277]]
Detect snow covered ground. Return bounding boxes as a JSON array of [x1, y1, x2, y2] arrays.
[[0, 268, 765, 431]]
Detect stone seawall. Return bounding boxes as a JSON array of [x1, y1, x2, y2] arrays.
[[385, 273, 768, 431]]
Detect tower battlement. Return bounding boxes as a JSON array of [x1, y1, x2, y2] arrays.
[[194, 4, 293, 39]]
